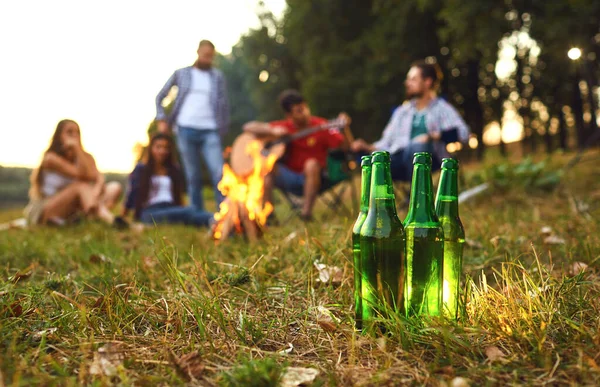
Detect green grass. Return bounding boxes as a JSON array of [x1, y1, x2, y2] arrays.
[[1, 150, 600, 386]]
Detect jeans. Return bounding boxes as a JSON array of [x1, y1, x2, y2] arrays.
[[273, 163, 333, 196], [176, 127, 224, 211], [140, 202, 214, 227], [390, 142, 435, 181]]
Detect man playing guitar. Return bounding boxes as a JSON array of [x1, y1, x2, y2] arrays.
[[242, 89, 350, 221]]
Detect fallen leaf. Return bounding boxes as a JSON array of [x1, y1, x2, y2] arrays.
[[434, 365, 455, 376], [544, 235, 565, 245], [280, 367, 320, 387], [32, 327, 57, 340], [315, 306, 340, 332], [489, 236, 501, 248], [92, 296, 105, 309], [171, 351, 204, 381], [540, 226, 553, 236], [278, 342, 294, 355], [5, 301, 23, 317], [284, 231, 298, 243], [465, 238, 483, 249], [485, 346, 506, 363], [569, 262, 588, 276], [141, 256, 157, 269], [89, 254, 111, 264], [10, 263, 37, 283], [450, 376, 471, 387], [89, 343, 125, 377], [313, 262, 343, 286]]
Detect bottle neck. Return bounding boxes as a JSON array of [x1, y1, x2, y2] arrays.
[[405, 162, 438, 224], [359, 166, 372, 213], [368, 161, 397, 212], [435, 168, 459, 218]]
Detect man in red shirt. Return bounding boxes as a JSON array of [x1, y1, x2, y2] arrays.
[[243, 90, 349, 220]]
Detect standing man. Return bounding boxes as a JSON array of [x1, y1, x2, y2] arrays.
[[155, 39, 229, 211], [351, 60, 469, 181], [243, 90, 350, 221]]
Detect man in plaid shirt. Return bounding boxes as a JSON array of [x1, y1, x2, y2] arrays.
[[155, 39, 230, 211], [351, 60, 469, 181]]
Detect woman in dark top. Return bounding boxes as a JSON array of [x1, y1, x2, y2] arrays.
[[122, 133, 214, 227]]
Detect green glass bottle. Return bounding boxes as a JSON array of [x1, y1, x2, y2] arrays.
[[435, 158, 465, 320], [352, 156, 372, 330], [360, 151, 406, 329], [403, 152, 444, 317]]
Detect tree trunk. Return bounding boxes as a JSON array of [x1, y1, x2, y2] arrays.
[[558, 108, 568, 150], [572, 69, 586, 149], [466, 59, 485, 160]]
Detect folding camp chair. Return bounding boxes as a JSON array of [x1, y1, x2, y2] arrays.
[[275, 125, 360, 222]]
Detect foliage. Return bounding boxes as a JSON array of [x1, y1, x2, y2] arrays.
[[483, 157, 563, 192]]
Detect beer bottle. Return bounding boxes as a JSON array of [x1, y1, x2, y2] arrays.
[[435, 158, 465, 320], [352, 156, 372, 330], [403, 152, 444, 317], [360, 151, 406, 329]]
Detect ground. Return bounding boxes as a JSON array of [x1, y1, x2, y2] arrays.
[[0, 149, 599, 386]]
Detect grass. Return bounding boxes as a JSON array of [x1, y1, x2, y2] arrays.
[[1, 149, 600, 386]]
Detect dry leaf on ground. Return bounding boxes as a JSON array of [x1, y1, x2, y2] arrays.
[[314, 262, 343, 286], [465, 238, 483, 249], [544, 235, 566, 245], [141, 256, 157, 269], [278, 342, 294, 355], [569, 262, 588, 276], [485, 346, 506, 363], [89, 343, 125, 377], [315, 306, 340, 332], [89, 254, 111, 264], [32, 327, 57, 341], [171, 351, 204, 381], [451, 376, 471, 387], [489, 236, 502, 248], [280, 367, 320, 387], [10, 263, 37, 283]]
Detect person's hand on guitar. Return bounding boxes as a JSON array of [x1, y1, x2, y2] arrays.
[[337, 112, 351, 127], [270, 125, 289, 138]]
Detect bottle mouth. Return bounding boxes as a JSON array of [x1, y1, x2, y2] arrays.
[[371, 151, 390, 163], [360, 155, 372, 167], [441, 157, 459, 170], [413, 152, 432, 166]]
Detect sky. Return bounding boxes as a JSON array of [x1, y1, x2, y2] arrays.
[[0, 0, 286, 173]]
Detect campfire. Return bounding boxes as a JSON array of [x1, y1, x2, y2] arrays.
[[212, 141, 278, 242]]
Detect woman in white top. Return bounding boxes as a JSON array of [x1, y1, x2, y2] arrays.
[[25, 119, 127, 228], [122, 133, 214, 227]]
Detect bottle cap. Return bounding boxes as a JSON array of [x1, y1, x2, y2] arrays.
[[371, 151, 391, 163], [412, 152, 432, 165], [441, 158, 459, 170], [360, 155, 372, 167]]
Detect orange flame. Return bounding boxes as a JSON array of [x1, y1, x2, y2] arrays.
[[213, 141, 278, 240]]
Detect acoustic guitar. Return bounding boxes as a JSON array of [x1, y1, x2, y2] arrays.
[[230, 118, 348, 177]]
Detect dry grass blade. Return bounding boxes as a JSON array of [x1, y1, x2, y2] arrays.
[[9, 263, 37, 283]]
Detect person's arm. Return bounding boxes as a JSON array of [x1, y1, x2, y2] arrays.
[[155, 71, 177, 133], [242, 121, 287, 137], [438, 101, 470, 142], [217, 71, 230, 137], [42, 145, 98, 182], [122, 164, 143, 217]]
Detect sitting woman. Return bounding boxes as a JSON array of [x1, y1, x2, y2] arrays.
[[25, 119, 127, 227], [123, 133, 214, 227]]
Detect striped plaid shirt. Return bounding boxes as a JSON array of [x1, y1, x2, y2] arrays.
[[374, 97, 470, 155], [155, 66, 230, 136]]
